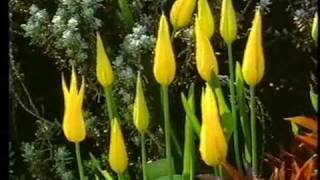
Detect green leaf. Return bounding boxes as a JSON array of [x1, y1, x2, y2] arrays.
[[182, 83, 195, 180], [209, 72, 234, 141], [118, 0, 134, 28], [89, 153, 114, 180], [156, 175, 183, 180], [146, 158, 174, 180], [235, 61, 251, 163], [181, 93, 200, 136], [309, 85, 318, 112], [291, 122, 299, 135]]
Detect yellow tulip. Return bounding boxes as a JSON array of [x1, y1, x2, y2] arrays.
[[109, 118, 128, 174], [195, 16, 219, 82], [198, 0, 214, 38], [242, 8, 264, 86], [133, 72, 150, 134], [170, 0, 196, 30], [312, 12, 318, 44], [199, 84, 227, 167], [61, 66, 86, 143], [220, 0, 237, 44], [96, 32, 114, 87], [153, 14, 176, 85]]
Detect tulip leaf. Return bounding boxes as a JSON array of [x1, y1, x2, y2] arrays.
[[309, 85, 318, 112], [146, 158, 174, 180], [89, 153, 114, 180], [155, 175, 183, 180], [209, 72, 234, 141], [181, 93, 201, 136], [235, 62, 251, 163], [183, 83, 195, 180], [117, 0, 134, 29]]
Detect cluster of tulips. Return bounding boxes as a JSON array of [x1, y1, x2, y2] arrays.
[[59, 0, 318, 179]]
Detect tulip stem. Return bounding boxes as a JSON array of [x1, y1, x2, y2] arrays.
[[141, 133, 148, 180], [105, 86, 115, 122], [75, 143, 85, 180], [227, 43, 243, 175], [117, 173, 124, 180], [161, 85, 174, 179], [250, 86, 258, 176]]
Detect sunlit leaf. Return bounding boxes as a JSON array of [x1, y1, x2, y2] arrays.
[[285, 116, 317, 133], [156, 175, 183, 180], [309, 85, 318, 112]]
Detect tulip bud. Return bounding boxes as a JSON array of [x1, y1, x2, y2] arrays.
[[153, 15, 176, 85], [170, 0, 196, 30], [109, 118, 128, 174], [220, 0, 237, 44], [242, 8, 265, 86], [195, 16, 219, 82], [96, 32, 114, 87], [197, 0, 214, 38], [312, 12, 318, 44], [199, 84, 227, 167], [62, 66, 86, 143], [133, 72, 150, 134]]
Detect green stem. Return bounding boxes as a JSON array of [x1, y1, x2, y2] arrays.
[[141, 133, 148, 180], [161, 85, 173, 180], [117, 173, 124, 180], [75, 143, 85, 180], [105, 86, 114, 122], [250, 86, 258, 176], [218, 165, 224, 178], [170, 126, 183, 157], [227, 43, 243, 175]]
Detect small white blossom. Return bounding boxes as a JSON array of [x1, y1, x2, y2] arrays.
[[52, 15, 62, 24], [68, 17, 78, 27]]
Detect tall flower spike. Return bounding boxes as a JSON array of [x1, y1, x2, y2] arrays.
[[198, 0, 214, 38], [96, 32, 114, 87], [153, 14, 176, 85], [133, 72, 150, 134], [311, 12, 318, 45], [195, 16, 219, 82], [242, 8, 264, 86], [109, 118, 128, 174], [170, 0, 196, 30], [61, 66, 86, 143], [220, 0, 237, 44], [199, 84, 227, 167]]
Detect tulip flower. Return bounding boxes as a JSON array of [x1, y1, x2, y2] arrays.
[[195, 16, 219, 82], [220, 0, 237, 44], [242, 8, 264, 86], [170, 0, 196, 30], [96, 32, 114, 87], [153, 14, 176, 85], [61, 66, 86, 143], [312, 12, 318, 44], [199, 84, 227, 167], [197, 0, 214, 38], [109, 118, 128, 174], [133, 72, 150, 134]]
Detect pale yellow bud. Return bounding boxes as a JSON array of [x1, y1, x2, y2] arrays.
[[242, 8, 265, 86], [153, 15, 176, 85], [96, 32, 114, 87], [220, 0, 237, 44]]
